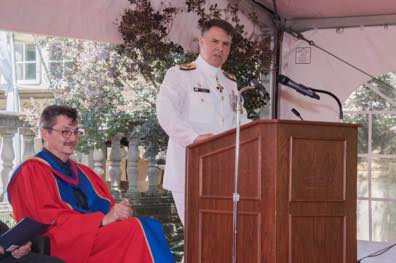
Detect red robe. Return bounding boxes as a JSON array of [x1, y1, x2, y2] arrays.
[[8, 157, 173, 263]]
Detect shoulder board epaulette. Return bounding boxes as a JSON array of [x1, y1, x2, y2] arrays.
[[223, 71, 237, 82], [178, 62, 197, 70]]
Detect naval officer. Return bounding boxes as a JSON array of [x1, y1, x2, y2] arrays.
[[156, 19, 249, 229]]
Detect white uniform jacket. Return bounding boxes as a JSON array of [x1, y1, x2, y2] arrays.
[[156, 55, 249, 193]]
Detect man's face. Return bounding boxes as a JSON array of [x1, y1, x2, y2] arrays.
[[199, 26, 232, 68], [41, 115, 79, 162]]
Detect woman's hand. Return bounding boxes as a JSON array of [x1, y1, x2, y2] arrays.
[[11, 241, 32, 259]]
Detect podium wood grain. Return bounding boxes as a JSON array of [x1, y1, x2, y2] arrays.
[[185, 120, 358, 263]]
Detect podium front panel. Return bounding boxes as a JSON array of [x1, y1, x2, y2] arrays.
[[185, 120, 357, 263]]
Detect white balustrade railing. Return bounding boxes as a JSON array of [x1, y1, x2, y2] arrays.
[[0, 111, 28, 202], [126, 135, 139, 196], [147, 156, 160, 194], [92, 147, 105, 180], [20, 127, 35, 161], [108, 133, 122, 195], [0, 116, 164, 204]]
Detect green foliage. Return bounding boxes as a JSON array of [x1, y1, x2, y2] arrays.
[[119, 0, 273, 122], [118, 0, 194, 88], [40, 38, 132, 153], [345, 73, 396, 242], [38, 0, 273, 158], [125, 80, 169, 158], [345, 73, 396, 111], [186, 0, 273, 117], [344, 73, 396, 154]]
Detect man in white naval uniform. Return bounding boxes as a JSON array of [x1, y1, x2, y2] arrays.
[[156, 19, 249, 229]]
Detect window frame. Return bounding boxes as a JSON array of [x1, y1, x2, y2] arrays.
[[14, 42, 41, 85], [345, 109, 396, 242]]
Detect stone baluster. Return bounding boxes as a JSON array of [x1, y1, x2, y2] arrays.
[[93, 147, 105, 180], [147, 156, 159, 195], [108, 133, 122, 196], [20, 127, 35, 161], [126, 136, 139, 197], [87, 150, 94, 168], [0, 127, 17, 201]]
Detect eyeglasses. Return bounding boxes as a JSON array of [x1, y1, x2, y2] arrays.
[[46, 128, 84, 138]]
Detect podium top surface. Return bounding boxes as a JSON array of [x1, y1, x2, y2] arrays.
[[187, 119, 359, 149]]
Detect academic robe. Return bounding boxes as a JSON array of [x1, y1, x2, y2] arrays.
[[7, 150, 175, 263]]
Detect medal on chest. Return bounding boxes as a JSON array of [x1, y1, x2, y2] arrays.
[[216, 76, 224, 93]]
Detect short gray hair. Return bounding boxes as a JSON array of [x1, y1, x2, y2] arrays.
[[39, 105, 78, 129], [201, 19, 234, 37]]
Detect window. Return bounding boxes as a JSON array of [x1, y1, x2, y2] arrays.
[[344, 73, 396, 242], [47, 44, 72, 81], [15, 43, 40, 84]]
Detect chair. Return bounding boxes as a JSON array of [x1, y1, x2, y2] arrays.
[[0, 220, 50, 255], [31, 235, 51, 255]]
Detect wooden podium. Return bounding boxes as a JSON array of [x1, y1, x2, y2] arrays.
[[185, 120, 358, 263]]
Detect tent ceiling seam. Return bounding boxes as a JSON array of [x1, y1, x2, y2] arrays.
[[285, 14, 396, 33]]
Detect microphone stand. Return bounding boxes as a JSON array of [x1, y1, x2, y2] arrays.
[[232, 85, 256, 263], [310, 88, 344, 119]]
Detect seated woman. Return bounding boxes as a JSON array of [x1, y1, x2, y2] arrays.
[[0, 220, 64, 263]]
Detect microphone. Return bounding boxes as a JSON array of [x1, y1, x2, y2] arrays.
[[291, 108, 303, 120], [249, 79, 270, 100], [278, 74, 320, 100]]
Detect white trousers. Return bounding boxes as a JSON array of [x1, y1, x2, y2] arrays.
[[172, 191, 185, 225], [172, 191, 184, 263]]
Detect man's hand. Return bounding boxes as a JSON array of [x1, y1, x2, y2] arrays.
[[0, 245, 4, 255], [101, 199, 133, 226], [115, 199, 133, 220], [11, 241, 31, 259], [194, 133, 214, 143]]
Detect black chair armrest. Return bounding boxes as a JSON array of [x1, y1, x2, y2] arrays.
[[31, 235, 50, 255]]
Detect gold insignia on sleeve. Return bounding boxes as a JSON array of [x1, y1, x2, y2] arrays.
[[178, 62, 197, 70], [223, 71, 237, 82]]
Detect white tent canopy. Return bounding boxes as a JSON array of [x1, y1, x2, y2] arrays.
[[0, 0, 395, 260], [254, 0, 396, 121], [0, 0, 395, 121], [0, 0, 395, 120], [0, 0, 271, 49], [2, 0, 396, 40], [279, 26, 396, 121], [258, 0, 396, 31], [0, 0, 131, 44]]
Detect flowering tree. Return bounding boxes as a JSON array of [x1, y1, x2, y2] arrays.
[[119, 0, 273, 119], [32, 0, 273, 158], [35, 36, 170, 157], [37, 38, 135, 153]]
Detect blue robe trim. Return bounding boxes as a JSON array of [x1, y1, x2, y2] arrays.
[[138, 217, 176, 263], [35, 150, 111, 214]]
